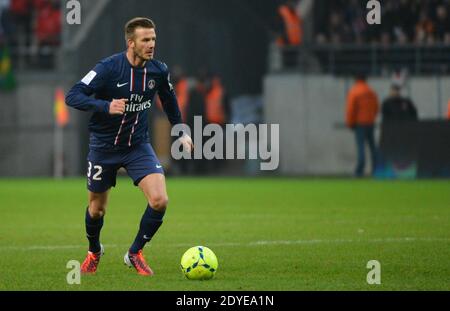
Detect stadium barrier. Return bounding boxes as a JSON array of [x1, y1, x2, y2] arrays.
[[270, 43, 450, 75]]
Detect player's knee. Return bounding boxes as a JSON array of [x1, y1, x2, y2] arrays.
[[88, 202, 106, 219], [93, 209, 106, 218], [150, 194, 168, 212], [88, 209, 105, 219]]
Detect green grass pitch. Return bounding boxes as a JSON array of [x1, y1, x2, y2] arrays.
[[0, 178, 449, 290]]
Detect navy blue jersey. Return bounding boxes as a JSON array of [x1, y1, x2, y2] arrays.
[[66, 52, 182, 151]]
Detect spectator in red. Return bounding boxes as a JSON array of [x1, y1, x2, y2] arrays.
[[34, 0, 61, 46], [32, 0, 60, 68]]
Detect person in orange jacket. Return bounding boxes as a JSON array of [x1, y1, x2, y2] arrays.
[[276, 0, 303, 46], [172, 66, 189, 122], [346, 74, 380, 177], [447, 99, 450, 120], [205, 76, 226, 125]]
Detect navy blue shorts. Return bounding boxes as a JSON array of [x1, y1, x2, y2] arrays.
[[86, 143, 164, 193]]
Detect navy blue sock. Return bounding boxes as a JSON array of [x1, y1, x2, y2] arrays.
[[85, 207, 104, 253], [129, 205, 165, 254]]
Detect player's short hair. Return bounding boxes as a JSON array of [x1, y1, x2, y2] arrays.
[[125, 17, 156, 41]]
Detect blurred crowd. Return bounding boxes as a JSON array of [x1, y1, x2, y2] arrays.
[[0, 0, 61, 68], [152, 67, 235, 175], [316, 0, 450, 45]]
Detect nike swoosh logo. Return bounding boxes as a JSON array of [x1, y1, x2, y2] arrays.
[[143, 235, 151, 240], [117, 82, 129, 88], [156, 165, 162, 169]]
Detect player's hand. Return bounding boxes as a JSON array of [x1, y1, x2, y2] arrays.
[[109, 98, 128, 115], [179, 133, 194, 153]]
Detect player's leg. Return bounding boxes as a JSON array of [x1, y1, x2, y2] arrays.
[[130, 173, 168, 253], [124, 173, 167, 276], [123, 144, 166, 275], [86, 190, 109, 254], [81, 150, 119, 274], [81, 190, 109, 274]]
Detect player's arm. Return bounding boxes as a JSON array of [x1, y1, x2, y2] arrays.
[[65, 63, 113, 114], [158, 66, 183, 126], [158, 65, 194, 152]]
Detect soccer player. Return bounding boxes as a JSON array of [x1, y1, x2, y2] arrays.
[[65, 17, 193, 276]]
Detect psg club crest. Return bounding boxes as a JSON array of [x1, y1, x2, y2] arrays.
[[148, 79, 156, 90]]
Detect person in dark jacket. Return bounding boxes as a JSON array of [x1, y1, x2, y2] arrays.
[[382, 84, 418, 122]]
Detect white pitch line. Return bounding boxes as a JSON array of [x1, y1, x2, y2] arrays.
[[246, 237, 450, 246], [0, 237, 449, 252], [0, 244, 119, 251]]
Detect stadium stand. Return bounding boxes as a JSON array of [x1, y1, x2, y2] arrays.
[[273, 0, 450, 75]]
